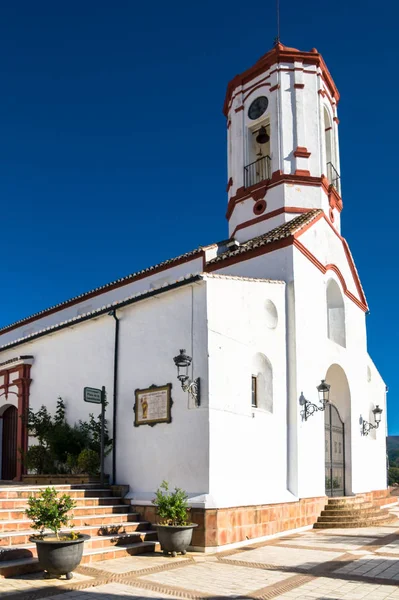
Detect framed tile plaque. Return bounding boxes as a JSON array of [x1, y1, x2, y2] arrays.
[[134, 383, 173, 427]]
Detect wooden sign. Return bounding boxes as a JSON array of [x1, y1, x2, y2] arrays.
[[134, 384, 173, 427]]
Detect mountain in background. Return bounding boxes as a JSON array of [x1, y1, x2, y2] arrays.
[[387, 436, 399, 484]]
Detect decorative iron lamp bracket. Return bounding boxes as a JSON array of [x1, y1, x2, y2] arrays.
[[299, 394, 326, 421], [299, 380, 331, 422], [173, 349, 201, 407], [361, 405, 383, 436]]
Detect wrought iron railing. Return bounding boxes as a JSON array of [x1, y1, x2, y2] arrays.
[[327, 161, 341, 195], [244, 155, 271, 188]]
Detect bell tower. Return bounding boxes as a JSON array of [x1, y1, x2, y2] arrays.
[[225, 43, 342, 242]]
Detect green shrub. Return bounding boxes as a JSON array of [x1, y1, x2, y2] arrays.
[[77, 449, 100, 476], [153, 481, 190, 526], [21, 397, 112, 475], [22, 445, 55, 474], [25, 487, 76, 539]]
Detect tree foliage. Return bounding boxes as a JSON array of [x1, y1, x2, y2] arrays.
[[25, 487, 76, 539]]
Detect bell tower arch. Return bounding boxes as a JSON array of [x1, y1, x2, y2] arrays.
[[225, 42, 342, 242]]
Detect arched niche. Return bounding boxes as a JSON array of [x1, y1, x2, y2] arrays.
[[252, 353, 273, 413], [326, 279, 346, 347]]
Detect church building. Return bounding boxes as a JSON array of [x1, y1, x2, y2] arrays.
[[0, 42, 389, 550]]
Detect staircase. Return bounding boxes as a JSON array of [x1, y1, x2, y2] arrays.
[[0, 484, 159, 578], [314, 490, 398, 529]]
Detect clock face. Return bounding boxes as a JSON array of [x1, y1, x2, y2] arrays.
[[248, 96, 269, 120]]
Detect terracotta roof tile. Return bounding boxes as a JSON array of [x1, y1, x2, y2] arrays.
[[208, 209, 323, 264]]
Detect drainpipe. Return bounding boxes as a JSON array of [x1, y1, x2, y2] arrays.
[[108, 310, 120, 485]]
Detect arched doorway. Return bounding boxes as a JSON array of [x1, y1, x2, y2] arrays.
[[1, 405, 18, 480], [325, 403, 345, 497], [324, 364, 351, 496]]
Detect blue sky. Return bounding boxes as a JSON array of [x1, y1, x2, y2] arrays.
[[0, 2, 398, 433]]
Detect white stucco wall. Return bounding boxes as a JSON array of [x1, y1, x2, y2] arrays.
[[206, 276, 291, 507], [290, 223, 387, 498], [0, 280, 210, 500]]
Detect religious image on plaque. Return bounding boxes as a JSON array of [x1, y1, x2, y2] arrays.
[[134, 383, 173, 427]]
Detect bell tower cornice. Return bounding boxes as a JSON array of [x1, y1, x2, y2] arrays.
[[223, 42, 340, 118]]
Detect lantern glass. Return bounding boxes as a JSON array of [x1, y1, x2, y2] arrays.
[[373, 405, 383, 423], [317, 380, 330, 406], [173, 349, 192, 382]]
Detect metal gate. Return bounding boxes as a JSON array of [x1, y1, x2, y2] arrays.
[[325, 403, 345, 497], [1, 405, 18, 480]]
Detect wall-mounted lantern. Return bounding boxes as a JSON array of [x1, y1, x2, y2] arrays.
[[361, 405, 383, 436], [300, 380, 331, 421], [173, 349, 200, 407]]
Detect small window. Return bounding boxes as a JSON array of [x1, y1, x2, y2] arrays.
[[251, 375, 257, 408]]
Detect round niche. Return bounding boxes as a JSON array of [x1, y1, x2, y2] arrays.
[[265, 299, 278, 329], [253, 199, 266, 215]]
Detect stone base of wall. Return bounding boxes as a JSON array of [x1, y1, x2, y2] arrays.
[[22, 474, 110, 485], [131, 496, 328, 549]]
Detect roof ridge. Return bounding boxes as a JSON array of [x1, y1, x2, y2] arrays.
[[0, 246, 203, 335]]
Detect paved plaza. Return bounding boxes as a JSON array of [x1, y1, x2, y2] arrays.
[[2, 505, 399, 600]]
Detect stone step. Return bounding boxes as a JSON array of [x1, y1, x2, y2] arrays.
[[0, 511, 141, 532], [0, 540, 159, 578], [323, 501, 374, 512], [326, 497, 367, 506], [0, 487, 112, 500], [0, 504, 130, 521], [314, 514, 397, 529], [0, 496, 123, 510], [321, 506, 381, 519], [0, 521, 152, 547], [317, 510, 391, 523], [0, 531, 159, 561]]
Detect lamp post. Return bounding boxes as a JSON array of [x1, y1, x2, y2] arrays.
[[361, 405, 383, 436], [173, 349, 201, 406], [300, 380, 331, 421]]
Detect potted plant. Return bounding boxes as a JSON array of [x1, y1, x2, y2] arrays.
[[26, 487, 90, 579], [153, 480, 197, 557]]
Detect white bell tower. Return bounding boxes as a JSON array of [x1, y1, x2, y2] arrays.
[[224, 42, 342, 242]]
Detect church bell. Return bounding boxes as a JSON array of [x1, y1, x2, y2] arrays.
[[255, 126, 270, 144]]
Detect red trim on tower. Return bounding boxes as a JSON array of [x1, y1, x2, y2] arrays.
[[269, 84, 280, 92], [294, 169, 311, 176], [294, 83, 305, 89], [333, 117, 340, 124], [223, 43, 340, 117], [227, 171, 344, 220], [293, 146, 311, 158], [234, 105, 244, 113], [243, 81, 271, 103], [226, 177, 233, 193]]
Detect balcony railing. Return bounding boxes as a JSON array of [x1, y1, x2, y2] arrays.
[[244, 155, 271, 189], [327, 162, 341, 195]]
